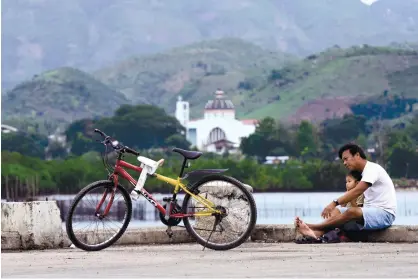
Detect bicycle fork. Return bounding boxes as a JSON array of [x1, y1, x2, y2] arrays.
[[95, 187, 115, 219]]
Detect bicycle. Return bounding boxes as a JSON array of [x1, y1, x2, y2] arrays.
[[65, 129, 257, 251]]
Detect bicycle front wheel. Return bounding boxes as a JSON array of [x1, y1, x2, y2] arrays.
[[182, 174, 257, 250], [65, 180, 132, 251]]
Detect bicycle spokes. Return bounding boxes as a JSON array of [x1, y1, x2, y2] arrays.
[[70, 185, 129, 247], [184, 180, 253, 247]]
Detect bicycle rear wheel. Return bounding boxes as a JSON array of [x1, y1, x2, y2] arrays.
[[65, 180, 132, 251], [182, 174, 257, 250]]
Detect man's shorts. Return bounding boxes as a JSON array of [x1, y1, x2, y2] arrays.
[[338, 206, 396, 231]]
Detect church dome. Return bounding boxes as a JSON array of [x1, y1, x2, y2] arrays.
[[204, 89, 235, 110]]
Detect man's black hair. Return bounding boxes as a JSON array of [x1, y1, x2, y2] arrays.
[[347, 170, 362, 181], [338, 143, 367, 159]]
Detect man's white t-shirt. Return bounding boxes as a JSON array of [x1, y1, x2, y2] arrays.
[[361, 161, 397, 216]]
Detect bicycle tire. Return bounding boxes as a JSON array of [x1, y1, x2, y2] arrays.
[[65, 180, 132, 251], [182, 174, 257, 251]]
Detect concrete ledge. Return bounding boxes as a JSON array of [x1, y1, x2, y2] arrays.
[[250, 225, 418, 243], [115, 227, 195, 245], [62, 224, 417, 248], [250, 225, 296, 242], [63, 227, 195, 247], [1, 201, 64, 250], [359, 225, 418, 243], [3, 222, 417, 250]]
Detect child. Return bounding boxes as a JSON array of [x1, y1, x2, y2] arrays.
[[294, 170, 365, 244], [342, 170, 364, 208]]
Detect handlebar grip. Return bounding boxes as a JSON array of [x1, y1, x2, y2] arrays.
[[125, 146, 140, 156], [94, 128, 107, 138]]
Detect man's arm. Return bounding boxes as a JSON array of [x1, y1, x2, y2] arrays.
[[336, 182, 369, 205], [321, 182, 370, 218]]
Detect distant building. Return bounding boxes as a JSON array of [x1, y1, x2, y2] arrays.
[[264, 156, 290, 165], [175, 89, 258, 154], [1, 124, 18, 134]]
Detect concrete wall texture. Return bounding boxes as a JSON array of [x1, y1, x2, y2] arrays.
[[1, 201, 64, 250], [1, 201, 417, 251]]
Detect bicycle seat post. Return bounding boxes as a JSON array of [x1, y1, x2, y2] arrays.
[[179, 157, 188, 178], [169, 157, 188, 207]]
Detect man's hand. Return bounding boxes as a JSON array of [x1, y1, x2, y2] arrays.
[[339, 181, 369, 205], [321, 202, 336, 219]]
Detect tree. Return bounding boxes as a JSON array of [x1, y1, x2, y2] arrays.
[[385, 130, 418, 178], [320, 114, 368, 147], [240, 117, 277, 160], [164, 134, 191, 150], [1, 133, 47, 159], [65, 104, 186, 155], [296, 121, 320, 158], [240, 117, 298, 161]]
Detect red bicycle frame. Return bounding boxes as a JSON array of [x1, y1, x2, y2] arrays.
[[95, 151, 220, 220], [96, 159, 168, 217]]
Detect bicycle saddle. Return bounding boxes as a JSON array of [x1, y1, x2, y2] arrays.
[[172, 148, 202, 160]]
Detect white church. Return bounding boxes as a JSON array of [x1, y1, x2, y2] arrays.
[[175, 89, 258, 154]]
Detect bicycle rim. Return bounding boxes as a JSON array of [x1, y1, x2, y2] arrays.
[[182, 174, 257, 250], [65, 180, 132, 251]]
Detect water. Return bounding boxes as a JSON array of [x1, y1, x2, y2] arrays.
[[47, 191, 418, 229]]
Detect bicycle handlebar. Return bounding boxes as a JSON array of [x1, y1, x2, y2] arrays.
[[94, 128, 140, 156], [94, 128, 108, 139]]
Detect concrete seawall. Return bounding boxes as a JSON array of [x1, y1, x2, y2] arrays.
[[4, 224, 418, 251], [58, 224, 417, 248], [1, 201, 64, 250], [2, 201, 417, 251]]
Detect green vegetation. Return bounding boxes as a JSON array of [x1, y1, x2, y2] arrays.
[[94, 38, 294, 119], [0, 149, 348, 200], [2, 67, 132, 133], [3, 42, 418, 133], [239, 45, 418, 121], [3, 0, 418, 201], [239, 113, 418, 180], [64, 104, 190, 156], [1, 132, 48, 159], [2, 103, 417, 200]]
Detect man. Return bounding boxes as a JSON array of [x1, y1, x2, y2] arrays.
[[295, 143, 397, 240]]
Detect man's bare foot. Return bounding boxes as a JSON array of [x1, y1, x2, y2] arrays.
[[294, 216, 301, 228], [296, 219, 318, 239]]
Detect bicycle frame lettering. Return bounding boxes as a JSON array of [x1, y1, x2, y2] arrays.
[[141, 190, 158, 207]]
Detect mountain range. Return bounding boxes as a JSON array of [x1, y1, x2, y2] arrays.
[[3, 0, 418, 89]]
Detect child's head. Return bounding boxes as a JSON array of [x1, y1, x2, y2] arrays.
[[345, 170, 362, 191]]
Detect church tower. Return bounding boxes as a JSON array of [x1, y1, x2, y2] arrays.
[[175, 95, 190, 130]]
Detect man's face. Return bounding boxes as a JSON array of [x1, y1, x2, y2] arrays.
[[341, 150, 358, 170]]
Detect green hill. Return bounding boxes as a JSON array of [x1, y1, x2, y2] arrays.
[[4, 42, 418, 134], [239, 45, 418, 123], [94, 38, 295, 118], [2, 67, 132, 132]]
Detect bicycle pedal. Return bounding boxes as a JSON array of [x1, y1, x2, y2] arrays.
[[165, 227, 174, 238]]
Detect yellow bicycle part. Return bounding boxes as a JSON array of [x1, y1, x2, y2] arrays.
[[154, 173, 221, 214]]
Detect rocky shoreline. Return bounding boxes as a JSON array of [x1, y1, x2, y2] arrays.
[[394, 179, 418, 191]]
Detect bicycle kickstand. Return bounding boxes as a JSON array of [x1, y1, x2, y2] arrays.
[[166, 226, 174, 238], [202, 215, 221, 251]]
